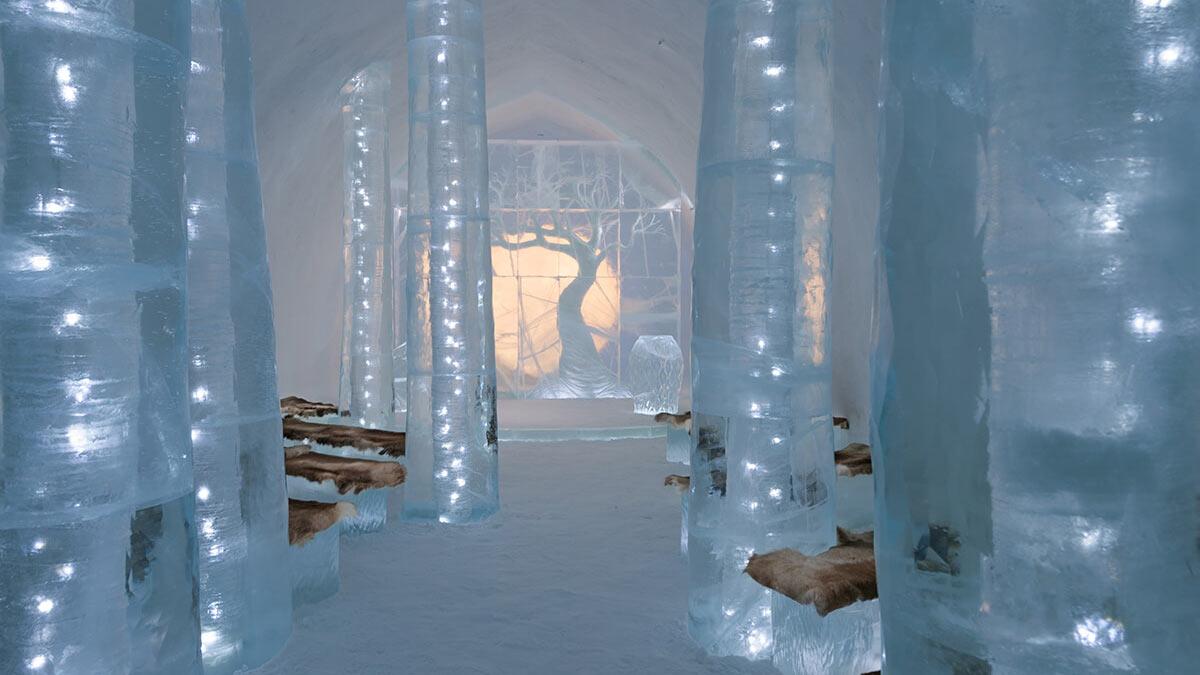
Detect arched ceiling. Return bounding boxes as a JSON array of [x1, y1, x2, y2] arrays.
[[247, 0, 706, 400]]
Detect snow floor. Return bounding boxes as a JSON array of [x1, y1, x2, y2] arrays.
[[253, 436, 775, 675]]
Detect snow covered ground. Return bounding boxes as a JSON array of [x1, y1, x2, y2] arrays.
[[253, 436, 775, 674]]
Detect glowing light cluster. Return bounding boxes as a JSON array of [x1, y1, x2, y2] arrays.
[[339, 62, 395, 430], [403, 0, 498, 523], [183, 1, 294, 670], [0, 1, 200, 671], [688, 0, 841, 664]]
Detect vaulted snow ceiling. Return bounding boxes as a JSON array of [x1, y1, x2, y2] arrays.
[[248, 0, 706, 400]]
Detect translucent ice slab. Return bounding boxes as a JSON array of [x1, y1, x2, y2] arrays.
[[286, 476, 392, 535], [630, 335, 683, 415], [666, 427, 691, 465], [771, 594, 881, 675], [290, 527, 341, 606]]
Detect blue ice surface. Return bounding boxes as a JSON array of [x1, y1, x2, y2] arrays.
[[875, 1, 1200, 671]]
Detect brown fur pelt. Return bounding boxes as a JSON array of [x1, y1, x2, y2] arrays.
[[663, 474, 690, 492], [282, 417, 406, 457], [834, 443, 873, 477], [744, 528, 877, 617], [285, 448, 406, 494], [288, 500, 357, 546], [280, 396, 341, 419], [653, 411, 692, 429]]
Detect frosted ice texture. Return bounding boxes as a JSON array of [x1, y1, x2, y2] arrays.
[[630, 335, 683, 414], [392, 215, 408, 421], [679, 490, 690, 559], [0, 1, 201, 672], [688, 0, 839, 660], [184, 1, 292, 669], [876, 1, 1200, 672], [488, 141, 684, 399], [290, 526, 341, 606], [286, 475, 389, 534], [666, 427, 690, 465], [405, 0, 499, 523], [339, 63, 395, 430], [771, 594, 881, 675]]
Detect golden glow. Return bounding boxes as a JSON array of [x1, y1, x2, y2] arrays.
[[491, 243, 618, 382], [802, 239, 826, 366]]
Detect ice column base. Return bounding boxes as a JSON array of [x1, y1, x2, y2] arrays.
[[666, 427, 690, 465], [772, 594, 882, 675], [290, 527, 341, 606], [285, 476, 394, 535]]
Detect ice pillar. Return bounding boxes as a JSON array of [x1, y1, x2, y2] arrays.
[[404, 0, 499, 523], [338, 62, 395, 429], [689, 0, 836, 659], [876, 1, 1200, 672], [0, 1, 201, 673], [185, 0, 292, 670]]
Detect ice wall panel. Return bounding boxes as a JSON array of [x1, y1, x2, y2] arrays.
[[339, 62, 395, 429], [488, 141, 683, 399]]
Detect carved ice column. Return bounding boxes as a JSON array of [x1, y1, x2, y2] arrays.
[[185, 0, 292, 670], [404, 0, 499, 523], [339, 62, 395, 429], [0, 1, 201, 672], [876, 1, 1200, 672], [688, 0, 836, 659]]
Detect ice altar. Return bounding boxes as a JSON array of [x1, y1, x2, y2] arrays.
[[339, 62, 395, 429], [688, 0, 840, 661], [0, 1, 201, 672], [875, 0, 1200, 671], [185, 0, 292, 669], [404, 0, 500, 523]]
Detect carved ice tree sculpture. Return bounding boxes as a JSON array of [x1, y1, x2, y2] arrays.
[[405, 0, 499, 523], [630, 335, 683, 414], [0, 1, 201, 672], [688, 0, 838, 660], [489, 141, 683, 399], [185, 0, 292, 670], [339, 62, 395, 429], [876, 1, 1200, 672]]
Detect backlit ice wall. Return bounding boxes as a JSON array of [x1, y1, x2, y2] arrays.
[[339, 62, 395, 429], [405, 0, 499, 523], [0, 1, 201, 672], [876, 0, 1200, 671], [489, 140, 684, 400], [689, 0, 837, 659], [185, 0, 292, 670]]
